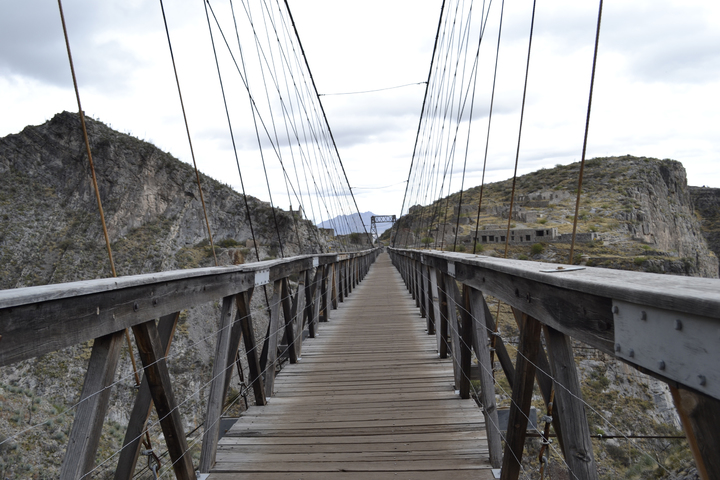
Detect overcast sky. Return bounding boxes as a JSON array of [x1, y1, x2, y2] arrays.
[[1, 0, 718, 223]]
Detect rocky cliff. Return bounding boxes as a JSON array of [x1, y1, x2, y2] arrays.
[[690, 186, 720, 277], [0, 112, 330, 477], [388, 156, 718, 278]]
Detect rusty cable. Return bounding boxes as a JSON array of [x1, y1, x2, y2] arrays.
[[503, 0, 537, 259], [159, 0, 218, 266], [58, 0, 151, 456], [569, 0, 604, 265]]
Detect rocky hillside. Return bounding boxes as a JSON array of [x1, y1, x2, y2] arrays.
[[388, 156, 718, 278], [690, 186, 720, 276], [387, 156, 717, 479], [0, 112, 333, 477]]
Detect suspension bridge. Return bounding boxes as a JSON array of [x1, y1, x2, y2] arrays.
[[1, 0, 718, 478]]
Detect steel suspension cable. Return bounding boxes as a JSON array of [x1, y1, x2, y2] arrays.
[[159, 0, 218, 267], [472, 0, 505, 254], [569, 0, 604, 264]]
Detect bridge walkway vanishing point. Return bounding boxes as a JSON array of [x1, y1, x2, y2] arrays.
[[209, 253, 494, 479]]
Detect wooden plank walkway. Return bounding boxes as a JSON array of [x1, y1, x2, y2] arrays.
[[209, 253, 494, 479]]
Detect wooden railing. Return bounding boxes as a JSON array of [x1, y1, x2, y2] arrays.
[[388, 247, 720, 480], [0, 248, 381, 479]]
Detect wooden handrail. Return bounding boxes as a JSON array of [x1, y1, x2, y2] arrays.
[[0, 247, 381, 479], [388, 247, 720, 480]]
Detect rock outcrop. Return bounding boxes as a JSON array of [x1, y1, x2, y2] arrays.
[[0, 112, 330, 476]]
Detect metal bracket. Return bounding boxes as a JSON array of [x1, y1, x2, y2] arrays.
[[254, 269, 270, 287], [447, 262, 456, 278], [539, 266, 585, 273], [613, 299, 720, 400]]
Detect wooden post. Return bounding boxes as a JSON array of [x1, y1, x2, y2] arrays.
[[291, 274, 306, 358], [483, 299, 515, 389], [543, 325, 598, 479], [467, 288, 502, 468], [304, 269, 316, 338], [512, 307, 564, 453], [418, 261, 427, 319], [331, 263, 339, 309], [445, 274, 463, 390], [61, 331, 124, 479], [501, 312, 542, 480], [262, 279, 283, 398], [671, 386, 720, 480], [200, 295, 236, 472], [338, 261, 345, 303], [436, 271, 450, 359], [132, 320, 196, 480], [280, 278, 298, 364], [428, 266, 445, 356], [425, 265, 436, 335], [319, 265, 329, 322], [115, 312, 180, 480], [237, 290, 266, 407], [457, 286, 473, 400]]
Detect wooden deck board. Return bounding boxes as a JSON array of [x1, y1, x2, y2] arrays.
[[209, 253, 492, 479]]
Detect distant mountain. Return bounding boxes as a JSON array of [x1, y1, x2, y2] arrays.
[[317, 211, 392, 236]]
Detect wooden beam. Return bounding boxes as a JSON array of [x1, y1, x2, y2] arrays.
[[458, 286, 473, 399], [132, 320, 195, 480], [237, 291, 266, 407], [291, 275, 306, 359], [425, 265, 436, 335], [481, 298, 515, 388], [262, 280, 283, 398], [0, 270, 254, 367], [280, 279, 298, 364], [60, 330, 124, 479], [456, 263, 615, 354], [467, 288, 502, 468], [331, 263, 338, 310], [671, 386, 720, 480], [444, 275, 463, 390], [501, 313, 542, 480], [544, 325, 598, 479], [319, 265, 329, 322], [428, 267, 447, 358], [511, 307, 565, 454], [115, 312, 179, 480], [199, 295, 236, 472]]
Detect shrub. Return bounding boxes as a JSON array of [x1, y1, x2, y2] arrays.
[[474, 242, 484, 253], [531, 243, 544, 255], [538, 218, 548, 225], [633, 256, 647, 265], [420, 236, 433, 247], [518, 254, 529, 260]]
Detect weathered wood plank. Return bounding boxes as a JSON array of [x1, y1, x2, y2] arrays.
[[671, 386, 720, 480], [237, 290, 266, 407], [115, 312, 179, 480], [262, 280, 283, 398], [544, 325, 598, 478], [199, 295, 236, 472], [60, 330, 124, 479], [279, 279, 298, 364], [132, 320, 195, 480], [467, 288, 503, 468], [501, 313, 542, 480]]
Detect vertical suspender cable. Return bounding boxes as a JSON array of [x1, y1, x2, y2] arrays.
[[472, 0, 505, 254], [502, 0, 537, 259], [394, 0, 447, 248], [282, 0, 371, 244], [57, 0, 117, 279], [58, 0, 148, 453], [159, 0, 218, 266], [569, 0, 603, 264]]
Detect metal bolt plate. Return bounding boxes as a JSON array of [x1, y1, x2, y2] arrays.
[[254, 269, 270, 287], [612, 299, 719, 400]]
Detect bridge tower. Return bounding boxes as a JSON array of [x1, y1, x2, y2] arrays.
[[370, 215, 396, 241]]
